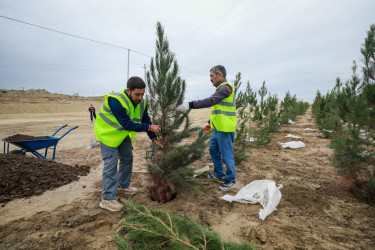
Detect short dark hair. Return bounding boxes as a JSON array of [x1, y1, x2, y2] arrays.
[[210, 65, 226, 78], [127, 76, 146, 90]]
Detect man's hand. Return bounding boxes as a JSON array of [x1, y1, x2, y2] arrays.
[[203, 123, 211, 133], [149, 125, 161, 134], [176, 102, 190, 112], [153, 139, 164, 149]]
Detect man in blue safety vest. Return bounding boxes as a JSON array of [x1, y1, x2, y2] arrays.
[[94, 76, 163, 212], [177, 65, 237, 191]]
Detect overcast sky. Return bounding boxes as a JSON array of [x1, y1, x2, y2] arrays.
[[1, 0, 374, 103]]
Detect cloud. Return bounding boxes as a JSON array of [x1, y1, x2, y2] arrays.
[[0, 0, 374, 104]]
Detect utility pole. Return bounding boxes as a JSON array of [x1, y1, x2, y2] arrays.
[[143, 63, 146, 81], [143, 64, 148, 99], [127, 49, 130, 80]]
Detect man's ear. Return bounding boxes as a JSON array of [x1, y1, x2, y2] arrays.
[[126, 88, 130, 94]]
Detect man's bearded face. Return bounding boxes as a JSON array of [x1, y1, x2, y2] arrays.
[[128, 88, 145, 105]]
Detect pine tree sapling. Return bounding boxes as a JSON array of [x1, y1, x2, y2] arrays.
[[280, 91, 309, 126], [233, 72, 251, 164], [115, 201, 255, 249], [250, 81, 280, 147], [361, 24, 375, 130], [280, 91, 297, 124], [146, 22, 210, 203], [316, 25, 375, 203]]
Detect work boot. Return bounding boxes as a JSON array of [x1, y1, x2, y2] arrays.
[[207, 173, 225, 183], [99, 199, 124, 212], [118, 186, 138, 194], [219, 181, 236, 191]]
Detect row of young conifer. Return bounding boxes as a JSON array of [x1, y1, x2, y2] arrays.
[[312, 24, 375, 203], [233, 73, 309, 163]]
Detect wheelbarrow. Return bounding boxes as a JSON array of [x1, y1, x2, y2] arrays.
[[2, 125, 78, 161]]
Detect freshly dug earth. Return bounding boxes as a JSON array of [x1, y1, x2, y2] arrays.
[[0, 154, 90, 204], [0, 90, 374, 249], [4, 134, 50, 142]]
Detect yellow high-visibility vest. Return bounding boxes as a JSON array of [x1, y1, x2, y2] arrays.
[[210, 82, 236, 132], [94, 90, 146, 147]]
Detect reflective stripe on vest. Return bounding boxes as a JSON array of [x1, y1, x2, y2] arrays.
[[211, 110, 236, 116], [210, 82, 237, 132], [94, 90, 146, 147]]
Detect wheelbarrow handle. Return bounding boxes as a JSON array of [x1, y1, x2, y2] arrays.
[[51, 124, 68, 136], [58, 126, 79, 140]]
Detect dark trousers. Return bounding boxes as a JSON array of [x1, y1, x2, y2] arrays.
[[90, 112, 96, 121]]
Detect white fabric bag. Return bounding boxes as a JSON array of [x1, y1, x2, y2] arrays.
[[221, 180, 283, 220], [285, 134, 301, 139], [278, 141, 305, 149]]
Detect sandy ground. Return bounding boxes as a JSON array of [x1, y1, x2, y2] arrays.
[[0, 90, 374, 249]]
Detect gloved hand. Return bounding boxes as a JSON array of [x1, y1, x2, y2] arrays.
[[203, 123, 211, 133], [176, 102, 190, 112]]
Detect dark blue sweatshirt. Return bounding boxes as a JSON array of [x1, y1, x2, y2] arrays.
[[108, 92, 156, 140], [189, 84, 231, 109]]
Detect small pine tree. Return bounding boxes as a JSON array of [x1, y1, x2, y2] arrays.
[[266, 94, 280, 133], [280, 91, 297, 124], [115, 201, 255, 249], [361, 24, 375, 130], [312, 90, 322, 119], [233, 72, 251, 164], [313, 83, 342, 137], [145, 22, 210, 203], [319, 23, 375, 203], [251, 81, 272, 147], [331, 61, 374, 202], [280, 91, 309, 125]]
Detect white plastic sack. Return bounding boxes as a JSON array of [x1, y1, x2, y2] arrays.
[[321, 129, 332, 134], [278, 141, 305, 149], [288, 119, 295, 124], [246, 136, 257, 142], [221, 180, 283, 221], [86, 140, 99, 149], [285, 134, 301, 139], [360, 129, 373, 141], [359, 150, 370, 157]]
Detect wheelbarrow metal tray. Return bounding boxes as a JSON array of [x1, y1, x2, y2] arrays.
[[3, 125, 78, 161], [8, 136, 59, 151]]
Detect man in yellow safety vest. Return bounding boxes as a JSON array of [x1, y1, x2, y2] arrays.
[[95, 76, 163, 212], [176, 65, 237, 191]]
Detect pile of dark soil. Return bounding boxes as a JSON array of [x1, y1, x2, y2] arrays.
[[0, 154, 90, 205], [4, 134, 50, 142]]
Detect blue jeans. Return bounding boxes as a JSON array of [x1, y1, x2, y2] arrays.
[[209, 130, 236, 183], [100, 136, 133, 200]]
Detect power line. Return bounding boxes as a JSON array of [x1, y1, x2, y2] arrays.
[[177, 0, 240, 46], [0, 15, 207, 75], [177, 0, 262, 55], [0, 15, 151, 56], [180, 66, 207, 76], [177, 0, 243, 52], [0, 65, 125, 71]]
